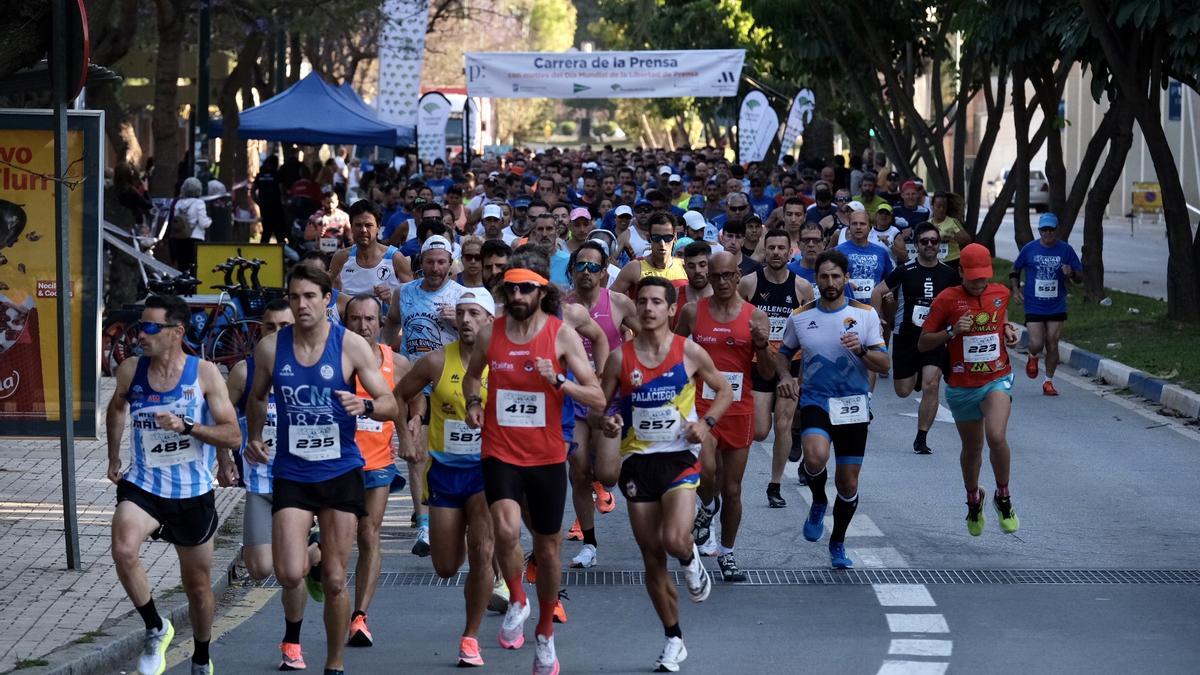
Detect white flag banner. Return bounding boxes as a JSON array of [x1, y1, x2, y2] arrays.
[[778, 88, 816, 164], [738, 90, 777, 163], [465, 97, 482, 154], [465, 50, 745, 99], [378, 0, 429, 128], [417, 92, 452, 163]]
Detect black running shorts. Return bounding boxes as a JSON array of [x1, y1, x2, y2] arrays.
[[272, 468, 367, 517], [481, 458, 567, 536], [116, 480, 218, 548]]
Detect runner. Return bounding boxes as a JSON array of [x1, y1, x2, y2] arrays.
[[836, 203, 893, 391], [394, 289, 498, 667], [226, 299, 324, 671], [244, 264, 400, 675], [776, 249, 890, 569], [463, 251, 606, 675], [870, 222, 958, 455], [329, 200, 413, 304], [611, 213, 688, 295], [920, 243, 1022, 536], [107, 295, 241, 675], [674, 241, 714, 330], [787, 221, 825, 284], [738, 229, 814, 508], [457, 235, 486, 288], [1010, 213, 1082, 396], [595, 276, 729, 672], [674, 252, 774, 578], [563, 241, 639, 569]]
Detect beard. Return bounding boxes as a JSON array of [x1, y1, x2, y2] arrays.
[[507, 299, 535, 320], [820, 284, 842, 300]]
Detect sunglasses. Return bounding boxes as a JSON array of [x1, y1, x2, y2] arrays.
[[650, 233, 675, 244], [139, 321, 180, 335], [728, 205, 748, 212], [574, 261, 604, 274], [635, 207, 653, 214], [833, 196, 852, 203], [504, 281, 542, 296], [917, 238, 941, 246], [711, 271, 739, 282], [461, 253, 481, 262], [800, 237, 823, 245]]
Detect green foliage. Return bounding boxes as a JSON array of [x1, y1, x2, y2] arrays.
[[529, 0, 579, 51], [594, 120, 619, 137], [558, 120, 579, 135]]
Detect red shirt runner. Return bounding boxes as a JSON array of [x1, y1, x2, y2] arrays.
[[483, 315, 567, 466], [923, 283, 1013, 388], [690, 297, 755, 418]]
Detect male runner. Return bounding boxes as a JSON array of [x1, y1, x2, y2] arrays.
[[596, 276, 729, 672], [245, 264, 399, 675], [107, 295, 242, 675], [612, 214, 688, 295], [674, 252, 774, 578], [777, 250, 890, 569], [920, 243, 1022, 536], [395, 289, 498, 667], [1010, 213, 1082, 396], [738, 229, 813, 507], [787, 221, 825, 284], [676, 241, 714, 318], [464, 252, 605, 675], [329, 200, 413, 303]]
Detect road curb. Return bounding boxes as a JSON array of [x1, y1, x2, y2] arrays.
[[1012, 323, 1200, 418]]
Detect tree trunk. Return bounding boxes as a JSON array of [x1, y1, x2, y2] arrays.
[[1032, 65, 1069, 219], [89, 80, 140, 165], [218, 29, 264, 189], [288, 33, 302, 85], [964, 70, 1008, 236], [1011, 66, 1034, 249], [1139, 110, 1200, 321], [1060, 104, 1118, 240], [800, 114, 835, 165], [149, 0, 186, 198], [1081, 99, 1135, 301]]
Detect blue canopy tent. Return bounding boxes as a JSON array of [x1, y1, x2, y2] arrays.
[[210, 73, 415, 147]]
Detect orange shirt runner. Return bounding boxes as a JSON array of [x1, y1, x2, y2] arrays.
[[355, 345, 397, 471]]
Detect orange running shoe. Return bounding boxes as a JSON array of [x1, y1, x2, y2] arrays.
[[278, 642, 306, 671], [552, 599, 568, 624], [347, 613, 373, 647], [593, 482, 616, 514], [525, 552, 537, 584], [566, 518, 583, 541], [457, 635, 484, 667], [1042, 380, 1059, 396], [1026, 356, 1039, 379]]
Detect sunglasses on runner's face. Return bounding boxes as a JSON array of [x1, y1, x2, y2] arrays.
[[139, 321, 180, 335], [462, 253, 481, 262], [834, 196, 851, 203], [917, 237, 941, 246], [801, 237, 823, 245], [574, 261, 604, 274], [650, 233, 675, 244], [504, 281, 542, 296]]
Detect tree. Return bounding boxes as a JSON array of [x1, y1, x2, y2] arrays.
[[149, 0, 187, 198]]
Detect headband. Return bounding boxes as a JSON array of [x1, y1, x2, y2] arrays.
[[503, 268, 549, 286]]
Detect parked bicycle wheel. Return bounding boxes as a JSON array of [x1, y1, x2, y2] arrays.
[[102, 319, 142, 375], [207, 319, 261, 367]]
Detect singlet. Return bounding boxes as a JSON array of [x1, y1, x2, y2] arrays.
[[779, 299, 885, 414], [751, 268, 802, 347], [326, 289, 342, 325], [125, 355, 215, 499], [398, 278, 465, 362], [341, 245, 402, 296], [572, 288, 623, 366], [923, 284, 1013, 389], [883, 260, 959, 337], [690, 297, 755, 418], [627, 226, 650, 259], [236, 356, 276, 494], [353, 345, 397, 471], [638, 257, 688, 284], [429, 341, 487, 468], [618, 336, 697, 458], [272, 324, 362, 482], [835, 239, 894, 302], [483, 315, 566, 466]]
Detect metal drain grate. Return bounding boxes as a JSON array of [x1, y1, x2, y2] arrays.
[[253, 569, 1200, 588]]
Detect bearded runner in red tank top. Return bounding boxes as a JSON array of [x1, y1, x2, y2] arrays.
[[672, 251, 774, 582]]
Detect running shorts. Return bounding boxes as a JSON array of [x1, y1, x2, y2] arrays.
[[243, 491, 273, 548], [711, 413, 755, 451], [481, 458, 567, 536], [117, 480, 218, 548], [425, 460, 485, 509], [946, 373, 1014, 422], [272, 468, 367, 517], [618, 450, 701, 503], [363, 465, 398, 491], [1024, 312, 1068, 323], [892, 332, 949, 382], [799, 405, 869, 465]]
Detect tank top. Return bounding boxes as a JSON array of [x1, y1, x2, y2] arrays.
[[627, 226, 650, 259], [326, 288, 342, 325], [572, 288, 623, 366], [483, 315, 566, 466], [429, 341, 488, 468], [126, 355, 215, 499], [638, 257, 688, 283], [618, 336, 697, 458], [398, 279, 465, 362], [353, 345, 397, 471], [340, 244, 402, 296], [691, 297, 755, 418], [236, 356, 277, 494], [272, 324, 362, 482], [751, 269, 801, 347]]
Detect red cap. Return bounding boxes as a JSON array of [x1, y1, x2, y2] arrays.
[[959, 243, 993, 281], [901, 180, 921, 194]]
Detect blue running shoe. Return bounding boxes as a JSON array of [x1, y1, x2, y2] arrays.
[[829, 542, 853, 569], [803, 502, 827, 542]]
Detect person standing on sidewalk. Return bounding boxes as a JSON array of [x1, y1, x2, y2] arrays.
[[1009, 213, 1082, 396], [107, 294, 242, 675]]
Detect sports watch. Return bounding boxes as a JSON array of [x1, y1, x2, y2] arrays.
[[179, 416, 195, 436]]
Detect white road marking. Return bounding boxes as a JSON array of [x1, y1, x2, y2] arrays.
[[888, 639, 954, 656], [886, 613, 950, 633], [872, 584, 936, 606], [853, 547, 910, 568], [877, 660, 950, 675], [905, 398, 956, 423]]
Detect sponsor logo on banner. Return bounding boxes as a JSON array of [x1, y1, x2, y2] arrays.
[[417, 92, 452, 163], [778, 89, 815, 164], [377, 0, 430, 127], [738, 90, 778, 163]]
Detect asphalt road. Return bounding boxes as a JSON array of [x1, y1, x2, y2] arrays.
[[152, 353, 1200, 674]]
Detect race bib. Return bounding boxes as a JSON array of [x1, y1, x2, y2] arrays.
[[938, 243, 950, 259], [496, 389, 545, 427], [443, 419, 482, 454], [143, 427, 200, 469], [319, 237, 339, 253], [289, 424, 341, 461], [1034, 278, 1059, 299], [357, 415, 384, 433], [911, 305, 930, 328], [849, 278, 874, 298], [768, 316, 789, 341], [632, 406, 683, 442], [962, 333, 1001, 363], [702, 371, 744, 402], [828, 395, 869, 425]]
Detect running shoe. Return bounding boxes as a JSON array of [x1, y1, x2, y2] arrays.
[[913, 438, 934, 455], [457, 636, 484, 667], [533, 634, 560, 675], [829, 542, 853, 569], [966, 488, 986, 536], [593, 482, 616, 514], [767, 484, 787, 508], [410, 513, 419, 528], [993, 494, 1020, 533], [692, 498, 718, 545], [525, 552, 538, 584], [796, 462, 809, 486], [497, 598, 530, 649], [1026, 355, 1039, 379], [570, 543, 597, 569], [1042, 380, 1059, 396], [137, 619, 173, 675], [553, 590, 569, 624], [488, 576, 510, 614], [278, 642, 306, 671], [305, 564, 324, 603], [412, 525, 431, 557], [716, 552, 747, 582], [347, 613, 372, 647], [566, 518, 583, 541], [788, 442, 804, 463], [803, 502, 827, 542], [191, 661, 213, 675], [683, 544, 711, 603], [697, 537, 718, 557], [654, 636, 688, 673]]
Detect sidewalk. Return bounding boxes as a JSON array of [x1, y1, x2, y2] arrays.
[[0, 377, 243, 673]]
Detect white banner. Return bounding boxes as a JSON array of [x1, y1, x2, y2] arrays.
[[778, 88, 815, 164], [465, 97, 482, 155], [378, 0, 429, 128], [738, 90, 777, 163], [465, 50, 745, 99], [417, 92, 452, 163]]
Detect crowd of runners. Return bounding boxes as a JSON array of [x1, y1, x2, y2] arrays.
[[105, 146, 1082, 674]]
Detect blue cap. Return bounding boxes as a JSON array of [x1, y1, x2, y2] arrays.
[[1038, 213, 1059, 229], [687, 195, 706, 209], [635, 198, 652, 207], [509, 197, 531, 209]]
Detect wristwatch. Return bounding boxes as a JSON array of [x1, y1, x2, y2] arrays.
[[362, 399, 375, 416], [179, 415, 195, 436], [945, 325, 956, 339], [554, 373, 567, 389], [704, 416, 718, 429]]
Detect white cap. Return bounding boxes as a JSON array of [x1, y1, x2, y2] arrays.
[[583, 161, 600, 170], [847, 200, 867, 213], [482, 204, 503, 220], [421, 235, 452, 255], [658, 165, 672, 175], [456, 289, 496, 316], [668, 174, 682, 184], [614, 205, 633, 217], [683, 210, 707, 231]]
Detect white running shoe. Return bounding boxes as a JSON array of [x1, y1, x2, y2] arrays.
[[697, 536, 718, 557], [533, 634, 560, 675], [654, 636, 688, 672], [498, 598, 530, 649], [570, 544, 597, 569], [137, 619, 174, 675], [488, 576, 510, 613], [412, 525, 431, 556], [683, 544, 711, 602]]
